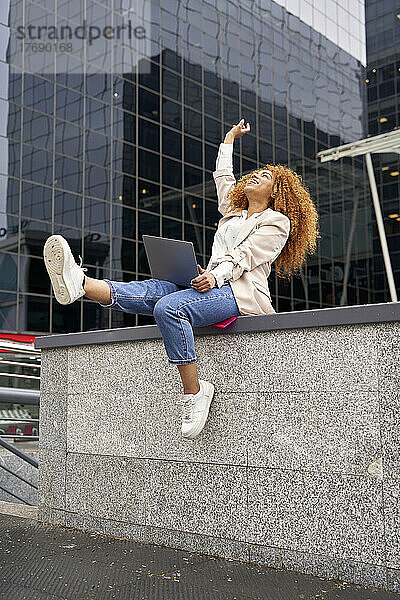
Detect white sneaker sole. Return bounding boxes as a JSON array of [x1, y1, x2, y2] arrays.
[[182, 380, 215, 440], [43, 235, 81, 305]]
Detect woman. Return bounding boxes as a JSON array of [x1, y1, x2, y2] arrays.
[[43, 119, 319, 441]]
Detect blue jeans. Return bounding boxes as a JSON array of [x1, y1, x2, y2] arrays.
[[99, 278, 240, 365]]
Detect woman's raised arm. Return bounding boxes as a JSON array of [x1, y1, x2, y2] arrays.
[[213, 119, 251, 215], [224, 118, 250, 144]]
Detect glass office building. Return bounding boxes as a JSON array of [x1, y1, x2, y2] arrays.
[[0, 0, 368, 335], [365, 0, 400, 303]]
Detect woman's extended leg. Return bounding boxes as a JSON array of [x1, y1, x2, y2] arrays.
[[88, 277, 240, 396], [88, 277, 182, 315], [85, 276, 203, 394], [152, 283, 240, 369], [83, 276, 207, 394], [83, 277, 112, 305], [43, 235, 207, 397], [43, 234, 232, 429]]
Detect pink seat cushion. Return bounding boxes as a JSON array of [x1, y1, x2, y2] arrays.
[[211, 316, 238, 328]]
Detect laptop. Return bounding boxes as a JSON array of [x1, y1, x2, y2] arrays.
[[142, 234, 200, 287]]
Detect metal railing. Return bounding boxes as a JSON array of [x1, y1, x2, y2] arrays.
[[0, 338, 41, 506], [0, 386, 40, 406], [0, 436, 38, 505], [0, 387, 40, 441]]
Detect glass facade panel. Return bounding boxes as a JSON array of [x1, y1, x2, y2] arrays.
[[0, 0, 371, 335], [365, 0, 400, 302]]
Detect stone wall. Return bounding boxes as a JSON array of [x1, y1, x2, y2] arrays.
[[36, 315, 400, 593]]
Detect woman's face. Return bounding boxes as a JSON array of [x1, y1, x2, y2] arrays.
[[243, 168, 275, 200]]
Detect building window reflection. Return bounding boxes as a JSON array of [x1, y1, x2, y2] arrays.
[[0, 0, 372, 333]]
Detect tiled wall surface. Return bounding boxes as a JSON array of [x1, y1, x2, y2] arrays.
[[37, 321, 400, 592]]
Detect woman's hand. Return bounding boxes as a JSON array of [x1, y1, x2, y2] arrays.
[[224, 118, 251, 143], [190, 265, 216, 293]]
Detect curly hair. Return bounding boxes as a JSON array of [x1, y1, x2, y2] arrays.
[[224, 164, 321, 280]]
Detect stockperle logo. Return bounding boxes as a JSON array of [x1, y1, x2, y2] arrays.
[[16, 19, 146, 46]]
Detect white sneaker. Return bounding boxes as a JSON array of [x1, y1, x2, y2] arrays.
[[181, 379, 215, 440], [43, 235, 88, 305]]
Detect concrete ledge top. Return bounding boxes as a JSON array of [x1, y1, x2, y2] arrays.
[[34, 301, 400, 350]]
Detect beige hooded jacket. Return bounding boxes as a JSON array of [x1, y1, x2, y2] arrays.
[[207, 143, 291, 316]]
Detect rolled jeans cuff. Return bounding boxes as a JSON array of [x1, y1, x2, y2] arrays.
[[168, 358, 197, 365], [99, 279, 117, 307]]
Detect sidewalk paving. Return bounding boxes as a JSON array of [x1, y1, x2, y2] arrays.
[[0, 505, 399, 600]]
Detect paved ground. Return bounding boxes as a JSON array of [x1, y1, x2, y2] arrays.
[[0, 508, 399, 600]]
